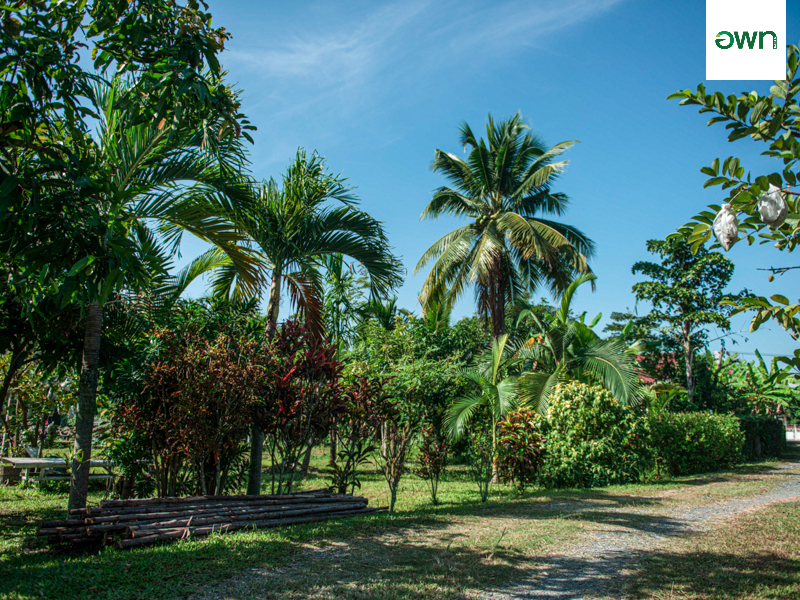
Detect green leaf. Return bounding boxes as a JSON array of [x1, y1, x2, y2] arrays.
[[704, 177, 728, 187], [770, 85, 787, 99], [67, 256, 95, 277]]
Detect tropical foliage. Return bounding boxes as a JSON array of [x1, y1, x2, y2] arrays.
[[516, 274, 644, 412], [649, 412, 744, 477], [414, 424, 450, 505], [631, 238, 740, 402], [496, 407, 546, 494], [444, 334, 519, 480], [1, 2, 796, 532]]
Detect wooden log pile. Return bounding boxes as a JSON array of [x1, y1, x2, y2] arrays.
[[37, 490, 384, 549]]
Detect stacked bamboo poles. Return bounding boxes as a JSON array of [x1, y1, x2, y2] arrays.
[[37, 491, 384, 549]]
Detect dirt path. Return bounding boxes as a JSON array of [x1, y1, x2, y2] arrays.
[[480, 462, 800, 600]]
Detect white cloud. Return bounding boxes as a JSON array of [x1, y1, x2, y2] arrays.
[[226, 1, 429, 83], [223, 0, 627, 166], [227, 0, 624, 88]]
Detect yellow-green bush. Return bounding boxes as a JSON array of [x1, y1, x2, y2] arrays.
[[537, 382, 651, 488]]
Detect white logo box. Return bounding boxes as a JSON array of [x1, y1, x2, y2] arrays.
[[706, 0, 786, 81]]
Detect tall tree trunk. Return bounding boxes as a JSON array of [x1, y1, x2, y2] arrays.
[[683, 321, 694, 403], [68, 301, 103, 513], [265, 268, 282, 329], [0, 394, 11, 456], [300, 437, 314, 474], [490, 290, 506, 345], [489, 257, 508, 345], [246, 426, 264, 495], [491, 416, 499, 484], [489, 262, 506, 485], [0, 344, 26, 431], [329, 431, 337, 464], [12, 395, 20, 449], [248, 268, 282, 496]]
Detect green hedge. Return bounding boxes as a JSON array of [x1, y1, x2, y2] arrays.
[[536, 383, 651, 489], [650, 412, 744, 477], [739, 416, 786, 460]]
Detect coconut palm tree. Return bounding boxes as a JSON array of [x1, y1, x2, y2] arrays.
[[415, 113, 595, 345], [67, 80, 260, 511], [516, 274, 644, 413], [184, 150, 404, 493], [444, 333, 520, 481]]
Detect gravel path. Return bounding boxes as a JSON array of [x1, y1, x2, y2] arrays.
[[480, 462, 800, 600]]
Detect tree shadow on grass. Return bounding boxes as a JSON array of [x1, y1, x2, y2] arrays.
[[195, 525, 530, 600], [477, 548, 800, 600], [0, 512, 524, 600], [627, 549, 800, 599], [396, 490, 666, 527]]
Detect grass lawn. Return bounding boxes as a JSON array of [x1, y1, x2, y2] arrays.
[[0, 446, 796, 600], [629, 500, 800, 599]]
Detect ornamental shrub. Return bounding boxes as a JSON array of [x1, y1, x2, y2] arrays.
[[414, 423, 450, 505], [738, 416, 786, 460], [537, 382, 651, 489], [649, 412, 744, 476], [497, 407, 546, 495]]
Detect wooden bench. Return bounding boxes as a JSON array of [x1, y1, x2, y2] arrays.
[[0, 457, 113, 484]]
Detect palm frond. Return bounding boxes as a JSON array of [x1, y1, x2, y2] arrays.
[[444, 393, 485, 441], [577, 339, 644, 404]]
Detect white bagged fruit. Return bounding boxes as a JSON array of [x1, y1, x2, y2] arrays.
[[757, 184, 788, 228], [712, 204, 738, 251]]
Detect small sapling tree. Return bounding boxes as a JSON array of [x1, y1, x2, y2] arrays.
[[329, 376, 389, 494], [414, 424, 450, 505]]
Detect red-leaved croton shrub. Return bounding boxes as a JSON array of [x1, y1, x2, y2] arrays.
[[117, 325, 272, 497], [254, 319, 345, 494], [497, 407, 546, 495]]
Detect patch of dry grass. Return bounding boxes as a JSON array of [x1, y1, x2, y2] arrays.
[[628, 499, 800, 599]]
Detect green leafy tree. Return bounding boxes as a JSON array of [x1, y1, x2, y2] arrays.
[[348, 315, 469, 509], [415, 113, 595, 345], [358, 297, 402, 332], [516, 274, 644, 411], [602, 309, 657, 344], [668, 41, 800, 372], [67, 82, 256, 511], [414, 423, 450, 505], [631, 239, 739, 403], [322, 254, 368, 355], [1, 1, 258, 511]]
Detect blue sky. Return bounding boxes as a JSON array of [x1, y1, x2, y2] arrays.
[[178, 0, 800, 360]]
